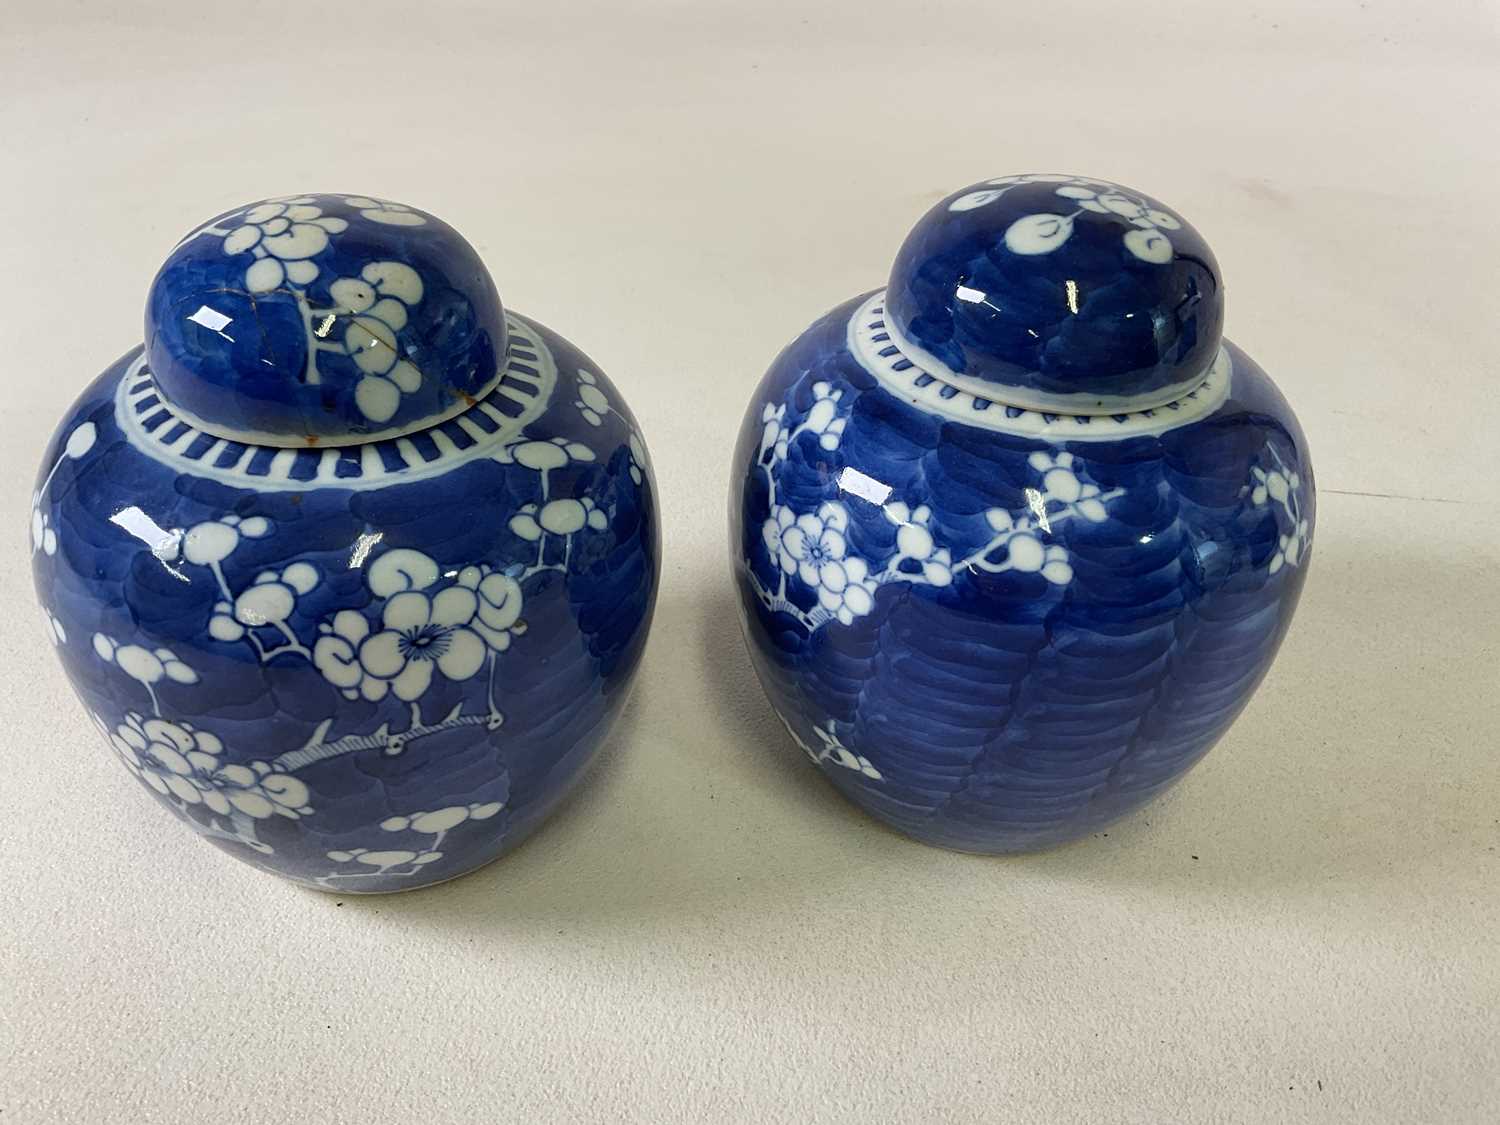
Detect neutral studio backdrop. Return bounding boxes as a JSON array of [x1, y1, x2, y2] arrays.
[[2, 1, 1497, 1122]]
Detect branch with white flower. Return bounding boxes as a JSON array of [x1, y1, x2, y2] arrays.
[[306, 548, 519, 738], [41, 608, 66, 646], [172, 196, 434, 423], [780, 715, 882, 781], [99, 710, 313, 855], [316, 799, 504, 885], [747, 386, 1124, 632], [176, 513, 316, 663], [79, 426, 619, 787], [756, 380, 847, 512], [32, 422, 97, 556], [627, 432, 649, 486], [758, 501, 877, 627], [92, 633, 198, 717], [944, 452, 1120, 583], [573, 368, 614, 427], [509, 496, 609, 575], [493, 436, 597, 502], [1250, 444, 1311, 574], [947, 175, 1183, 263]]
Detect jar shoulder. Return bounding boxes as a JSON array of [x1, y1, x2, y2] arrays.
[[32, 330, 660, 705], [733, 294, 1315, 618]]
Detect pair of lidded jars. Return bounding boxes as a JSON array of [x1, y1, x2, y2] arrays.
[[33, 176, 1312, 891]]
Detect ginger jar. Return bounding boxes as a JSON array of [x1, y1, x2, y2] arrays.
[[730, 175, 1313, 852], [31, 194, 659, 890]]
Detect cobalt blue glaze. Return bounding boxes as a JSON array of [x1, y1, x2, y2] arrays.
[[731, 177, 1311, 854], [146, 194, 507, 444], [33, 198, 658, 891], [885, 174, 1223, 412]]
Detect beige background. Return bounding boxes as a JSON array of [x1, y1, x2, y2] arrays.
[[2, 1, 1497, 1121]]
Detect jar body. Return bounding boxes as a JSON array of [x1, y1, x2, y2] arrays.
[[731, 292, 1313, 853], [33, 314, 658, 891]]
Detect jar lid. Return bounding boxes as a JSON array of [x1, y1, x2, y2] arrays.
[[145, 194, 508, 446], [884, 174, 1223, 413]]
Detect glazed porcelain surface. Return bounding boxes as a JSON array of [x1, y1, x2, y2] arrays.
[[32, 194, 659, 891], [730, 174, 1313, 853]]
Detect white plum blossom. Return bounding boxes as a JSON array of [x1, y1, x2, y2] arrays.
[[781, 716, 882, 780], [108, 712, 312, 823], [328, 262, 426, 423], [379, 802, 503, 836], [803, 381, 848, 451], [747, 372, 1128, 636], [366, 547, 440, 596], [883, 502, 953, 587], [497, 436, 595, 471], [343, 196, 427, 227], [1052, 184, 1181, 263], [41, 608, 66, 645], [764, 502, 846, 588], [760, 384, 848, 462], [763, 501, 878, 625], [510, 497, 608, 540], [508, 503, 540, 539], [311, 547, 520, 704], [63, 422, 98, 460], [381, 801, 502, 847], [948, 174, 1097, 212], [326, 847, 443, 871], [181, 513, 272, 567], [543, 496, 609, 535], [1251, 466, 1292, 508], [1251, 457, 1311, 574], [336, 550, 490, 702], [193, 196, 435, 403], [221, 198, 349, 293], [355, 587, 489, 701], [454, 566, 526, 652], [574, 368, 611, 427], [31, 423, 97, 556], [946, 177, 1183, 264], [811, 723, 882, 780], [320, 801, 504, 883], [30, 498, 56, 555], [1270, 522, 1309, 574], [981, 507, 1075, 585], [628, 432, 648, 486], [817, 555, 878, 625], [209, 562, 318, 642], [746, 373, 1128, 634], [759, 403, 790, 461], [1025, 451, 1111, 523], [93, 632, 198, 712], [313, 610, 389, 702]]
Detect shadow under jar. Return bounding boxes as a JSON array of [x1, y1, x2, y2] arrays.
[[32, 193, 659, 891], [729, 174, 1313, 853]]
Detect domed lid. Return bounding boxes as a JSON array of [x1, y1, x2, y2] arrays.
[[885, 174, 1223, 413], [145, 194, 508, 446]]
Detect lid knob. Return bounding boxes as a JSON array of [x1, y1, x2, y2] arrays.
[[885, 174, 1223, 412], [145, 194, 508, 446]]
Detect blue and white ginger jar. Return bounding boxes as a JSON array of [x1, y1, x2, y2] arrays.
[[731, 174, 1314, 853], [32, 194, 659, 891]]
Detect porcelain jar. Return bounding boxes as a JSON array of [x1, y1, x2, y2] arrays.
[[31, 194, 659, 891], [730, 174, 1313, 853]]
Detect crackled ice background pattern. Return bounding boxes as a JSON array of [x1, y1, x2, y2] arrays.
[[732, 292, 1313, 853], [31, 318, 658, 891]]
